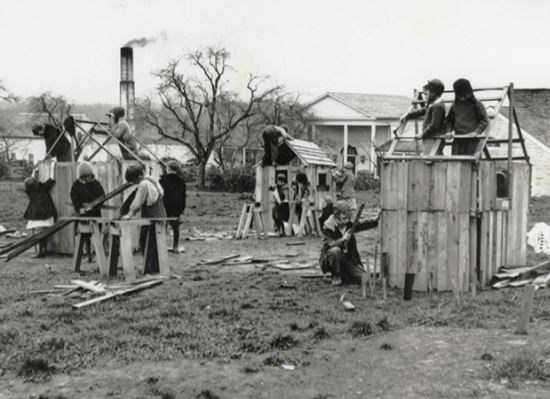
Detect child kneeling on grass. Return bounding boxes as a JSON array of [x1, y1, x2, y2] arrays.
[[320, 201, 379, 286]]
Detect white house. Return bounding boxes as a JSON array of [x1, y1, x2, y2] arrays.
[[304, 92, 411, 173]]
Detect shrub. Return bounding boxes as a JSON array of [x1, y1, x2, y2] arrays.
[[355, 170, 380, 191], [206, 166, 255, 192]]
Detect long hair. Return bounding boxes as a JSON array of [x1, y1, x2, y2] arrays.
[[453, 78, 476, 104]]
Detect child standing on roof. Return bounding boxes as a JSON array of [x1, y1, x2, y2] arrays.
[[446, 78, 490, 155], [400, 79, 447, 155], [261, 124, 292, 167]]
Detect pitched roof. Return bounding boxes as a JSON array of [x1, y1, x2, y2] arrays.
[[500, 89, 550, 147], [316, 92, 411, 119], [282, 138, 337, 167]]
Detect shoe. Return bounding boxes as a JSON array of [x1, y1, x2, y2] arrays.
[[331, 277, 342, 286]]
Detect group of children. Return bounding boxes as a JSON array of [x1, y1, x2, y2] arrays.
[[23, 160, 187, 267], [401, 78, 489, 155]]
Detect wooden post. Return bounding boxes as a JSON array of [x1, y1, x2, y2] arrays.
[[90, 222, 108, 276], [155, 222, 170, 277], [508, 83, 514, 199], [119, 224, 136, 282], [108, 225, 120, 277], [235, 203, 248, 239], [516, 284, 536, 335]]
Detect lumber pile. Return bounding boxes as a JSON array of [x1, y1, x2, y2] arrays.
[[184, 228, 235, 241], [199, 253, 319, 271], [31, 275, 170, 309], [491, 260, 550, 289]]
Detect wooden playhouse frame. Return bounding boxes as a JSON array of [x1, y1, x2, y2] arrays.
[[380, 84, 531, 293]]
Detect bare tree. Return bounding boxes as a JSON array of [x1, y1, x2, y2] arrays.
[[28, 92, 72, 129], [136, 46, 281, 187], [0, 80, 18, 102], [212, 91, 313, 169]]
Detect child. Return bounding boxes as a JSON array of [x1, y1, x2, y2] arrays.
[[400, 79, 446, 155], [121, 164, 166, 274], [23, 169, 56, 257], [261, 125, 292, 167], [70, 162, 106, 261], [446, 78, 489, 155], [270, 174, 290, 236], [332, 161, 357, 211], [159, 160, 187, 253], [292, 172, 311, 232], [320, 201, 379, 286], [107, 106, 140, 160]]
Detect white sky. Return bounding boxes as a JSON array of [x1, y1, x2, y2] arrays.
[[1, 0, 550, 104]]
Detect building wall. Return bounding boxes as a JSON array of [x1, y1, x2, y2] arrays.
[[0, 138, 45, 164]]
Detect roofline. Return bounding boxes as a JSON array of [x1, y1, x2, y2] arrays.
[[495, 113, 550, 155], [303, 92, 376, 120]]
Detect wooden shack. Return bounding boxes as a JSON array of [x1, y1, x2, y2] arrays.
[[37, 160, 162, 254], [380, 84, 531, 292], [255, 139, 337, 231]]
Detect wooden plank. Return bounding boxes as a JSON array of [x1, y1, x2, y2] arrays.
[[445, 162, 461, 212], [446, 212, 460, 294], [415, 212, 428, 291], [73, 279, 163, 309], [396, 162, 409, 210], [426, 212, 438, 292], [486, 212, 495, 285], [155, 222, 170, 277], [70, 279, 106, 293], [380, 163, 393, 210], [396, 210, 408, 289], [119, 224, 136, 282], [90, 222, 108, 276], [436, 212, 448, 291], [241, 207, 254, 239], [431, 162, 447, 211], [407, 162, 430, 211], [515, 285, 536, 335], [479, 213, 488, 286], [518, 164, 530, 264], [458, 213, 470, 292], [235, 203, 248, 238], [382, 211, 395, 287], [72, 232, 84, 272], [458, 163, 473, 213], [494, 211, 503, 272], [469, 216, 478, 294], [406, 212, 418, 276]]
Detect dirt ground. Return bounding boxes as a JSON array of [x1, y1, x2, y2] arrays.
[[1, 185, 550, 398]]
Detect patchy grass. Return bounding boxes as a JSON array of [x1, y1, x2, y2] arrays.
[[17, 358, 55, 382], [491, 350, 550, 387]]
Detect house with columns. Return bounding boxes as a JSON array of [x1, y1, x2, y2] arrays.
[[304, 92, 411, 174]]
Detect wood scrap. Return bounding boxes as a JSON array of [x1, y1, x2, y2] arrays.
[[286, 241, 306, 246], [70, 280, 106, 293], [300, 273, 325, 279], [73, 280, 163, 309]]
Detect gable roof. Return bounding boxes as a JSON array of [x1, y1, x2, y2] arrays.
[[306, 92, 411, 120], [285, 138, 337, 167], [500, 89, 550, 148]]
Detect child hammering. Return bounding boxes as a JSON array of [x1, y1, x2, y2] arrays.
[[320, 201, 379, 286]]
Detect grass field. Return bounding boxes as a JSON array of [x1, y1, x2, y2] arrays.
[[1, 183, 550, 398]]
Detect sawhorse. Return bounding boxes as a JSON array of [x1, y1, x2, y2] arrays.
[[235, 203, 267, 239]]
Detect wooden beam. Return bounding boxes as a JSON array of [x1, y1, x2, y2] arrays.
[[512, 106, 531, 165], [72, 279, 163, 309], [515, 284, 536, 334]]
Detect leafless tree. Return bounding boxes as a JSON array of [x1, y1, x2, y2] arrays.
[[28, 92, 72, 129], [136, 46, 281, 187], [0, 80, 18, 102]]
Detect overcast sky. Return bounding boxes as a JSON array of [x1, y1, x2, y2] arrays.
[[1, 0, 549, 104]]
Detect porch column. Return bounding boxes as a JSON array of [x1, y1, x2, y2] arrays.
[[311, 124, 316, 141], [343, 124, 348, 165], [371, 124, 376, 173]]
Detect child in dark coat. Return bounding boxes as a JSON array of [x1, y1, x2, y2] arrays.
[[159, 160, 187, 253], [23, 169, 56, 257], [70, 162, 106, 217], [70, 162, 106, 261]]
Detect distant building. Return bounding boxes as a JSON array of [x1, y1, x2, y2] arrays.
[[304, 92, 411, 174]]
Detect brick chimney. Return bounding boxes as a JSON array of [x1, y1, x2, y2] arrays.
[[120, 47, 135, 121]]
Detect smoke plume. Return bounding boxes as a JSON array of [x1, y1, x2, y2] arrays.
[[124, 31, 168, 48]]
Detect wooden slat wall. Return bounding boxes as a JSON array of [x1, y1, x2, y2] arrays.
[[381, 160, 479, 292], [38, 161, 161, 254]]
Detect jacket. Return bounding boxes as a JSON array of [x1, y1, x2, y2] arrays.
[[23, 178, 57, 220], [70, 179, 106, 217], [321, 215, 378, 268], [159, 173, 187, 216], [408, 97, 446, 139], [44, 124, 72, 161], [446, 99, 489, 135]]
